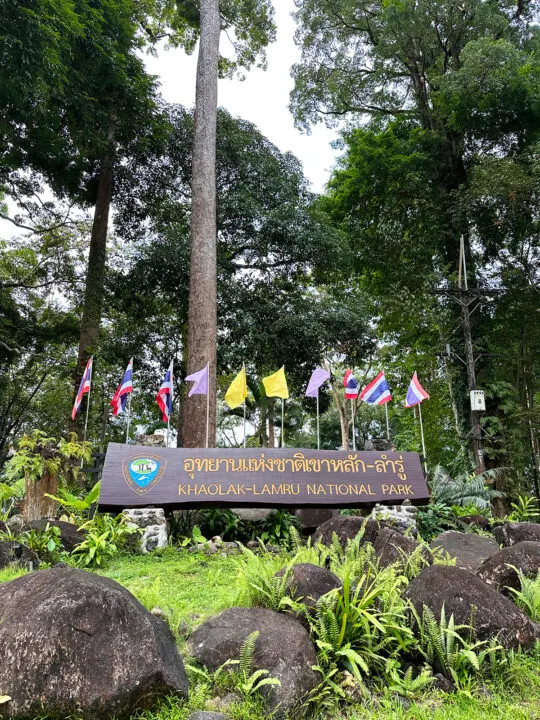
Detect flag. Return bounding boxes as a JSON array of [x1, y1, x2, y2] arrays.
[[110, 359, 133, 416], [359, 370, 392, 405], [185, 363, 209, 397], [225, 366, 248, 409], [262, 366, 289, 399], [71, 357, 93, 420], [305, 368, 330, 398], [343, 368, 359, 400], [405, 372, 430, 407], [156, 360, 174, 422]]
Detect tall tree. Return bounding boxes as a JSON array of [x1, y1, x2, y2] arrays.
[[185, 0, 221, 447]]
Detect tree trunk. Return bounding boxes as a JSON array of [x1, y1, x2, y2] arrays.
[[330, 382, 349, 451], [23, 471, 57, 522], [183, 0, 220, 448], [73, 150, 114, 427]]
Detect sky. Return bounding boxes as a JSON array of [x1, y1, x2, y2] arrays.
[[144, 0, 339, 193]]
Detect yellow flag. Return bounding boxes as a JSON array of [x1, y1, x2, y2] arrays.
[[262, 366, 289, 399], [225, 367, 248, 409]]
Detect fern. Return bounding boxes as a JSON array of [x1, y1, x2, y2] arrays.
[[429, 465, 504, 509], [239, 631, 259, 678], [508, 571, 540, 622]]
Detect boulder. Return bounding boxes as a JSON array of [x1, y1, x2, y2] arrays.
[[123, 507, 168, 553], [430, 531, 499, 572], [404, 564, 539, 650], [189, 607, 318, 717], [373, 527, 432, 568], [0, 540, 39, 569], [494, 522, 540, 547], [28, 519, 84, 552], [276, 563, 341, 611], [231, 508, 273, 522], [295, 509, 338, 530], [188, 713, 229, 720], [0, 567, 188, 719], [371, 501, 418, 536], [312, 516, 389, 548], [476, 541, 540, 593]]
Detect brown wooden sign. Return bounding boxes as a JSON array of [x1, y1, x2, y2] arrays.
[[98, 444, 430, 510]]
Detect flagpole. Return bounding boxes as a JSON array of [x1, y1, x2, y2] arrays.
[[350, 399, 356, 451], [167, 416, 170, 448], [385, 402, 390, 441], [316, 391, 320, 450], [281, 399, 285, 448], [125, 392, 132, 445], [418, 402, 427, 473], [80, 357, 92, 468], [205, 361, 210, 449], [243, 362, 246, 449]]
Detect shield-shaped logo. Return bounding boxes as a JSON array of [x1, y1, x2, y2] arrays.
[[123, 454, 166, 495]]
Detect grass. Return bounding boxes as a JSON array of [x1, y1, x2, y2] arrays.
[[1, 549, 540, 719]]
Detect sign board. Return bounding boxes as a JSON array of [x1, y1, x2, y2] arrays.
[[98, 444, 430, 511]]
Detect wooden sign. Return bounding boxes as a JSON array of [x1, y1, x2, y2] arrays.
[[98, 444, 430, 510]]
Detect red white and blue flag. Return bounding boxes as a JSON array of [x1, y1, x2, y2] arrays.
[[405, 372, 430, 408], [71, 356, 93, 420], [110, 359, 133, 416], [156, 360, 174, 422], [343, 369, 359, 399], [359, 370, 392, 406]]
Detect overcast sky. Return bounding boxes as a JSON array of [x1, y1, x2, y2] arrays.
[[144, 0, 339, 193]]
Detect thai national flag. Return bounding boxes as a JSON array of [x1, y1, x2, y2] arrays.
[[343, 369, 359, 399], [71, 357, 93, 420], [156, 360, 174, 422], [110, 359, 133, 416], [359, 371, 392, 406], [405, 372, 430, 407]]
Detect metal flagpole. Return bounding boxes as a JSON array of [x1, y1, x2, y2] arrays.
[[125, 392, 132, 444], [316, 391, 320, 450], [385, 402, 390, 441], [167, 416, 170, 448], [351, 399, 356, 451], [418, 402, 428, 473], [281, 399, 285, 448], [243, 362, 247, 449], [205, 361, 210, 449]]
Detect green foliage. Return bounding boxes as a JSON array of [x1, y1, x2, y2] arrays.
[[25, 522, 63, 558], [44, 481, 101, 523], [258, 510, 298, 547], [417, 502, 457, 541], [429, 466, 504, 510], [412, 605, 507, 692], [234, 544, 291, 611], [4, 431, 91, 486], [508, 496, 540, 523], [71, 513, 139, 567], [508, 571, 540, 623]]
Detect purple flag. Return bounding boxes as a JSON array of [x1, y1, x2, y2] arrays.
[[185, 363, 209, 397], [305, 368, 331, 397]]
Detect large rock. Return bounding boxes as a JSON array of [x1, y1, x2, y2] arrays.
[[28, 519, 84, 553], [373, 527, 432, 568], [276, 563, 341, 611], [370, 501, 418, 536], [123, 507, 168, 553], [0, 567, 188, 718], [0, 540, 39, 569], [404, 564, 539, 650], [312, 516, 389, 548], [457, 515, 492, 531], [430, 531, 499, 572], [476, 541, 540, 593], [189, 607, 318, 717], [295, 509, 338, 530], [494, 522, 540, 547]]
